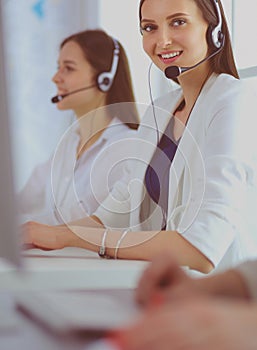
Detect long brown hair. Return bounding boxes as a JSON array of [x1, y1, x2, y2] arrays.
[[61, 29, 139, 129], [139, 0, 239, 80]]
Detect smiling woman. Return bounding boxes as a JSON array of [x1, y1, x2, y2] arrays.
[[107, 3, 218, 117]]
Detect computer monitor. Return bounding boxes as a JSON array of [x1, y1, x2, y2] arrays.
[[0, 1, 21, 267]]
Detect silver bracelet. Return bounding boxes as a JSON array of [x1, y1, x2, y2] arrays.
[[114, 228, 130, 259], [98, 228, 111, 258]]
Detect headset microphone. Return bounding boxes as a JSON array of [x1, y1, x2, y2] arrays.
[[51, 84, 97, 103], [164, 38, 224, 79]]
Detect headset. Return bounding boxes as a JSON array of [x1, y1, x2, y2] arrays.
[[97, 37, 120, 92], [51, 37, 120, 103], [207, 0, 224, 50]]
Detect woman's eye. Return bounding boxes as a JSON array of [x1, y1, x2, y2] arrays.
[[140, 24, 156, 33], [62, 66, 74, 73], [56, 66, 73, 73], [172, 19, 186, 27]]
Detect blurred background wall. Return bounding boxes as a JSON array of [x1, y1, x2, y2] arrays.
[[1, 0, 257, 190]]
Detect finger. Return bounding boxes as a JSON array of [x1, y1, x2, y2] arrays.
[[135, 254, 178, 305], [135, 252, 187, 306]]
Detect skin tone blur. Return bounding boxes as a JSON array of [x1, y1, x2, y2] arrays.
[[106, 253, 256, 350], [110, 298, 257, 350]]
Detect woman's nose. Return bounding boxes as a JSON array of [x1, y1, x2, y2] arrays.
[[52, 70, 61, 84], [157, 27, 173, 49], [52, 67, 64, 84]]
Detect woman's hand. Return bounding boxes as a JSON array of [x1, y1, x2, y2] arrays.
[[135, 252, 206, 307], [135, 252, 250, 307], [110, 297, 257, 350], [21, 221, 75, 250]]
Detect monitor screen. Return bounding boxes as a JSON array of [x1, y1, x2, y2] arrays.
[[0, 1, 21, 267]]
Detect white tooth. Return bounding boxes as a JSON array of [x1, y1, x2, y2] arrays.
[[161, 52, 180, 59]]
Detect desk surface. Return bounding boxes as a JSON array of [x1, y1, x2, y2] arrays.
[[0, 289, 135, 350], [0, 247, 202, 292], [1, 248, 143, 349], [0, 247, 149, 292], [0, 247, 203, 349]]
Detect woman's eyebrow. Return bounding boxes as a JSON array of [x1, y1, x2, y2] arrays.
[[141, 12, 189, 23], [63, 59, 76, 64], [166, 12, 190, 19]]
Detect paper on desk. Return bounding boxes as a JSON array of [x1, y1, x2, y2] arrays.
[[16, 290, 141, 335], [22, 247, 98, 258]]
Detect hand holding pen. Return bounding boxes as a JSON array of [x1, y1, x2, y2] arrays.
[[135, 252, 205, 307], [98, 253, 253, 350]]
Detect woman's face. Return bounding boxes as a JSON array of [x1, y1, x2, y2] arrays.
[[140, 0, 209, 74], [52, 41, 100, 115]]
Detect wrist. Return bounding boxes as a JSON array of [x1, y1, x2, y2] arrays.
[[59, 225, 87, 248]]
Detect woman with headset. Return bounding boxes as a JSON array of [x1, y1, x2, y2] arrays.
[[23, 0, 256, 274], [18, 29, 139, 224]]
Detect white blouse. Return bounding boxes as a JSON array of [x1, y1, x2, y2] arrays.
[[18, 117, 137, 225]]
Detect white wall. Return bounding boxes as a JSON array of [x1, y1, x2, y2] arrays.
[[99, 0, 174, 107], [2, 0, 95, 190]]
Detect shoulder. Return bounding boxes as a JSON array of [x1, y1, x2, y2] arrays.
[[201, 74, 256, 147], [201, 74, 255, 122], [103, 118, 138, 142], [204, 74, 245, 103]]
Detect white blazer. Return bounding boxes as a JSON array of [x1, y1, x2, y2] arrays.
[[95, 74, 257, 270]]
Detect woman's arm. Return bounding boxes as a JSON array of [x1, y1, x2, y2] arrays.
[[22, 221, 213, 273]]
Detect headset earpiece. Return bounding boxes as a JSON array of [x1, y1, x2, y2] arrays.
[[207, 0, 224, 49], [207, 25, 223, 49], [97, 75, 111, 92], [97, 38, 120, 92]]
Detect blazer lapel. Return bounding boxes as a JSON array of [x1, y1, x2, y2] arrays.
[[166, 75, 217, 223], [130, 89, 183, 228]]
